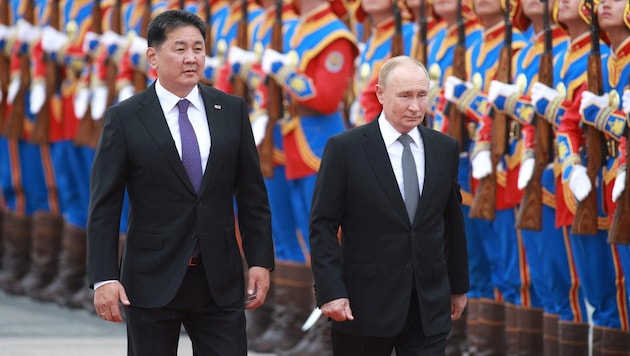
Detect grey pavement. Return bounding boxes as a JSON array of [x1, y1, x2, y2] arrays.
[[0, 290, 275, 356]]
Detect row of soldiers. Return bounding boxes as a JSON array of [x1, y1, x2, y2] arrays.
[[2, 0, 630, 355]]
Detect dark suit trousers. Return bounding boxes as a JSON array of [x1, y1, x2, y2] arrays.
[[331, 287, 449, 356], [124, 265, 247, 356]]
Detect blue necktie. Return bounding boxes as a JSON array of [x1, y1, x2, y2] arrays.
[[177, 99, 203, 193], [399, 134, 419, 223]]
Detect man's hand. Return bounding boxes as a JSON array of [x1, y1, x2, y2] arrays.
[[228, 46, 257, 66], [471, 150, 493, 179], [74, 87, 90, 119], [320, 298, 354, 322], [579, 91, 609, 115], [251, 114, 269, 146], [451, 294, 467, 320], [29, 82, 46, 115], [488, 80, 520, 111], [569, 164, 592, 202], [261, 48, 292, 75], [518, 157, 535, 190], [94, 281, 130, 323], [443, 75, 472, 104], [612, 169, 626, 203], [622, 89, 630, 114], [245, 266, 270, 310]]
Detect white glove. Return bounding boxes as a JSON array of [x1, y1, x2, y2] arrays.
[[488, 80, 520, 105], [99, 30, 124, 48], [579, 91, 609, 115], [41, 26, 68, 54], [569, 164, 592, 202], [129, 35, 147, 57], [90, 85, 108, 120], [82, 31, 100, 54], [612, 169, 626, 203], [252, 114, 269, 146], [349, 101, 360, 127], [471, 150, 493, 179], [117, 85, 135, 103], [530, 82, 560, 107], [7, 76, 20, 104], [29, 82, 46, 115], [228, 46, 257, 66], [261, 48, 292, 74], [622, 90, 630, 115], [443, 75, 472, 103], [517, 157, 535, 190], [0, 24, 8, 42], [73, 87, 90, 119], [16, 19, 41, 45], [205, 55, 222, 71]]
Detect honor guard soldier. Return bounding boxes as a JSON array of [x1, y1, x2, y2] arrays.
[[531, 0, 629, 353], [443, 0, 529, 354], [574, 0, 630, 352], [487, 0, 591, 354], [350, 0, 415, 127], [249, 0, 358, 353]]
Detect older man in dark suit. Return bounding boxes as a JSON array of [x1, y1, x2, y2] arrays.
[[87, 10, 274, 356], [310, 55, 468, 355]]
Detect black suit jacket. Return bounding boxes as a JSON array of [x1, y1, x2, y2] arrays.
[[310, 119, 468, 337], [87, 83, 274, 308]]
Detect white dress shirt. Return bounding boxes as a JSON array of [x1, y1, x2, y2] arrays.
[[155, 80, 211, 173], [378, 114, 425, 201]]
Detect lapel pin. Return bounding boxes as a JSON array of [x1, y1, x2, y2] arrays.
[[214, 104, 222, 110]]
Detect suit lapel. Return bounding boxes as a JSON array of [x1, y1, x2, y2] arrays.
[[136, 84, 196, 194], [198, 85, 223, 195], [413, 125, 438, 224], [363, 121, 409, 222]]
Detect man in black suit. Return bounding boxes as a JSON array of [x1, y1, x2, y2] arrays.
[[310, 55, 468, 355], [87, 10, 274, 356]]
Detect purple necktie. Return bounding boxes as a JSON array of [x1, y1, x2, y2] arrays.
[[178, 99, 203, 262], [177, 99, 203, 193]]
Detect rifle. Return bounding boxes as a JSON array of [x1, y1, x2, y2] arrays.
[[89, 0, 122, 148], [609, 138, 630, 243], [447, 0, 467, 152], [133, 0, 151, 93], [259, 0, 283, 178], [607, 3, 630, 244], [0, 0, 10, 136], [233, 0, 249, 99], [4, 0, 34, 139], [30, 0, 60, 145], [204, 0, 212, 58], [391, 0, 403, 57], [413, 0, 427, 64], [516, 0, 553, 231], [74, 0, 102, 147], [469, 0, 513, 220], [572, 0, 602, 235]]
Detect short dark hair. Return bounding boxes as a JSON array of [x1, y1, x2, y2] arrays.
[[147, 10, 206, 49]]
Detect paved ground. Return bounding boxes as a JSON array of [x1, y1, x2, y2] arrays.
[[0, 290, 275, 355]]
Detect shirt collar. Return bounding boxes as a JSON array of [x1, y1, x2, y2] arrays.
[[155, 79, 203, 112], [378, 113, 421, 147]]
